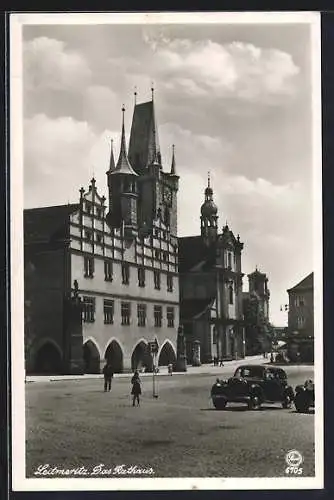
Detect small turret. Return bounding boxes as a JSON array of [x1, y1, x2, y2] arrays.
[[106, 106, 138, 239], [200, 172, 218, 246]]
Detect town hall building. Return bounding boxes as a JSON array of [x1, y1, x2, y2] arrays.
[[24, 93, 180, 374]]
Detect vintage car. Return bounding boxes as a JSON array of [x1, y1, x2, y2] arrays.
[[211, 364, 295, 410], [294, 379, 315, 413]]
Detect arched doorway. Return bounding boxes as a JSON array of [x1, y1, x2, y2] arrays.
[[34, 341, 62, 374], [158, 341, 177, 367], [104, 340, 123, 373], [83, 340, 100, 373], [131, 341, 153, 372]]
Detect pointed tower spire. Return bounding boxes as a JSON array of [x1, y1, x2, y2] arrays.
[[207, 171, 210, 189], [107, 139, 115, 172], [112, 105, 138, 176], [171, 144, 176, 175]]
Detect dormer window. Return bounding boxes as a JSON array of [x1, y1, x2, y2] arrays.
[[86, 203, 91, 215], [96, 207, 101, 218]]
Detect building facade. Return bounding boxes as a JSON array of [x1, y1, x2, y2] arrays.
[[24, 95, 180, 374], [286, 272, 314, 361], [179, 177, 245, 364]]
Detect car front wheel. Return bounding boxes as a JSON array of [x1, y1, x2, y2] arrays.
[[248, 394, 261, 410], [213, 398, 227, 410], [294, 393, 309, 413]]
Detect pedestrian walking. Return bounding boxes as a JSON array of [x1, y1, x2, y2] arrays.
[[168, 363, 173, 376], [131, 370, 142, 406], [219, 358, 224, 367], [103, 362, 114, 392]]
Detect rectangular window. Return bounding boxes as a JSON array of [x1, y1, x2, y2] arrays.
[[138, 267, 145, 287], [121, 302, 131, 325], [84, 256, 94, 278], [96, 207, 102, 218], [154, 305, 162, 327], [104, 260, 113, 281], [96, 233, 102, 244], [229, 284, 234, 305], [137, 303, 147, 327], [122, 263, 130, 285], [155, 249, 160, 259], [167, 307, 174, 328], [167, 274, 173, 292], [86, 202, 91, 214], [228, 252, 232, 269], [104, 299, 114, 324], [82, 296, 95, 322], [154, 270, 161, 290], [85, 229, 92, 241]]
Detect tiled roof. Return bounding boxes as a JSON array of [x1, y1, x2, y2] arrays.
[[128, 101, 160, 173], [180, 298, 213, 321], [24, 204, 79, 244], [287, 272, 314, 292], [179, 235, 215, 273]]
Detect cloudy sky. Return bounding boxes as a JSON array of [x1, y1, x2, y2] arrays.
[[22, 18, 317, 326]]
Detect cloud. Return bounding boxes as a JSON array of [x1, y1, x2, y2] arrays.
[[24, 114, 115, 207], [24, 36, 92, 92], [142, 35, 300, 102]]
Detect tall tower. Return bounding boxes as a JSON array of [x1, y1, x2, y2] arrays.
[[127, 88, 179, 238], [200, 173, 218, 246], [248, 268, 270, 320], [106, 106, 139, 239]]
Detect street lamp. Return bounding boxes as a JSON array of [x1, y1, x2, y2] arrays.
[[148, 339, 159, 399]]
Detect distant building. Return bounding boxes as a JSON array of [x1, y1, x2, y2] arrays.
[[179, 176, 245, 364], [272, 326, 288, 341], [286, 272, 314, 361], [242, 269, 271, 355], [24, 95, 180, 374], [287, 272, 314, 338]]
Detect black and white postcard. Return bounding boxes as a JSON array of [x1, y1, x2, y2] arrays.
[[10, 11, 323, 491]]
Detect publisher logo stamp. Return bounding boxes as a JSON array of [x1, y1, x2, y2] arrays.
[[285, 449, 303, 475]]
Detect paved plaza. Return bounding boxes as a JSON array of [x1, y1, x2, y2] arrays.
[[26, 362, 315, 478]]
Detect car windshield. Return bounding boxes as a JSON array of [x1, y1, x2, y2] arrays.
[[266, 368, 287, 380], [234, 366, 264, 379]]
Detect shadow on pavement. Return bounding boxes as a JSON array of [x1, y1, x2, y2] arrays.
[[291, 409, 315, 415]]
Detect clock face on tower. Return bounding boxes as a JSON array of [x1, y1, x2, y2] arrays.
[[164, 186, 173, 206]]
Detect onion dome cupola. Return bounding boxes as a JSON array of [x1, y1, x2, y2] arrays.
[[201, 172, 219, 246]]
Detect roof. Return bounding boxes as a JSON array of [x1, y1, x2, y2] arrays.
[[248, 268, 267, 278], [24, 204, 79, 244], [180, 298, 213, 321], [111, 111, 138, 177], [287, 272, 314, 293], [179, 235, 215, 273], [128, 101, 160, 173]]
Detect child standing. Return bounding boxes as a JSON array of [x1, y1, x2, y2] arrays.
[[131, 370, 142, 406]]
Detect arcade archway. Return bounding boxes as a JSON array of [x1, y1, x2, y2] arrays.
[[131, 341, 153, 372], [83, 340, 100, 374], [104, 340, 124, 373], [158, 341, 177, 367], [34, 341, 62, 374]]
